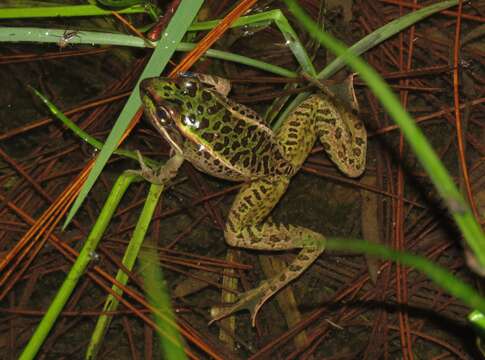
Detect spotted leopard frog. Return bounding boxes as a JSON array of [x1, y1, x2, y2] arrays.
[[140, 73, 366, 324]]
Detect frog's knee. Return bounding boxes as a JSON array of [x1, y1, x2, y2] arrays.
[[224, 227, 239, 247]]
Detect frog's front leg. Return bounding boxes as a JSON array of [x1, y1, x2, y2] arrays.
[[130, 150, 184, 185], [210, 177, 326, 326]]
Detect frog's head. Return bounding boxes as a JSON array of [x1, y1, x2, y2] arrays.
[[140, 74, 220, 154]]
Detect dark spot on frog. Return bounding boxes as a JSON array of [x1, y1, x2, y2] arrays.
[[199, 117, 209, 130], [231, 141, 240, 150], [221, 126, 231, 134], [356, 137, 365, 146], [247, 125, 257, 133], [289, 265, 302, 271], [298, 102, 312, 110], [222, 137, 230, 147], [222, 112, 231, 123], [213, 121, 222, 131], [230, 151, 245, 164], [213, 142, 224, 151], [269, 235, 281, 243], [335, 127, 342, 139], [197, 105, 204, 114], [249, 154, 257, 168], [353, 148, 362, 156], [170, 98, 184, 107], [261, 142, 272, 154], [201, 132, 214, 142], [202, 91, 212, 101], [317, 108, 331, 116], [273, 151, 283, 161], [207, 103, 223, 114], [201, 150, 211, 159], [262, 156, 270, 173]]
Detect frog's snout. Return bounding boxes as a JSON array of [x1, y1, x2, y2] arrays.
[[139, 78, 154, 95]]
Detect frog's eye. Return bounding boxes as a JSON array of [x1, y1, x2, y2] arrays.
[[181, 79, 197, 97], [156, 107, 170, 123]]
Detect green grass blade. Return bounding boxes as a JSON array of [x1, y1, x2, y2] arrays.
[[469, 310, 485, 336], [63, 0, 204, 228], [86, 184, 185, 360], [0, 4, 145, 19], [177, 43, 297, 77], [29, 86, 159, 167], [190, 9, 315, 75], [318, 0, 459, 79], [19, 172, 140, 360], [0, 26, 297, 77], [284, 0, 485, 266], [140, 222, 188, 360], [323, 238, 485, 315], [0, 26, 152, 47]]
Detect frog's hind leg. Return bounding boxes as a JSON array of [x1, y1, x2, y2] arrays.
[[211, 177, 326, 326]]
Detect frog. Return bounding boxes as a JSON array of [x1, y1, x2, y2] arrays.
[[139, 72, 367, 325]]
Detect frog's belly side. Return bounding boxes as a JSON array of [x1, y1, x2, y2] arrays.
[[184, 144, 247, 182]]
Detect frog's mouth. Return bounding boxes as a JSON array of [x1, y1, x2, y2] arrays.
[[140, 79, 184, 154]]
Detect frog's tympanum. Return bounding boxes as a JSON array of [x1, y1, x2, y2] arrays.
[[140, 73, 367, 325]]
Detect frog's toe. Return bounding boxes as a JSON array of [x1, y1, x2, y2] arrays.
[[209, 283, 274, 327]]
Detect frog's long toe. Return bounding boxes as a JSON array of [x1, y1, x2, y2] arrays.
[[209, 282, 276, 326]]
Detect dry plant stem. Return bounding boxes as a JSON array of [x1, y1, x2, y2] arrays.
[[394, 4, 415, 358], [169, 0, 258, 75], [452, 1, 479, 219], [380, 0, 485, 23]]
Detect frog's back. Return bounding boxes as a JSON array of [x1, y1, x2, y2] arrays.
[[180, 97, 292, 181]]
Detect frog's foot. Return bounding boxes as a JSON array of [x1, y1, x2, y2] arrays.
[[128, 151, 183, 185], [209, 280, 275, 327], [209, 239, 324, 326]]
